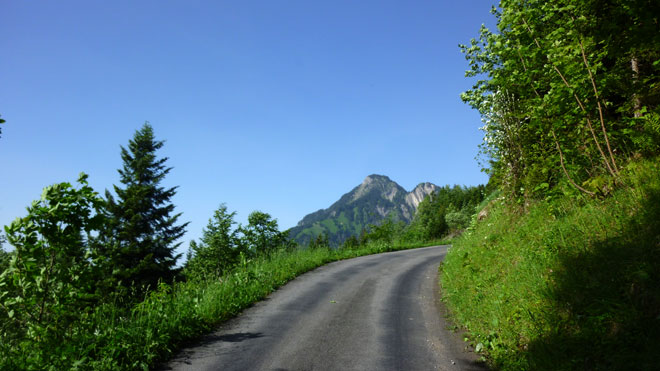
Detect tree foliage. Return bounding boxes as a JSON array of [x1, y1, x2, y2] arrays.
[[184, 204, 241, 280], [361, 216, 406, 245], [406, 185, 486, 240], [308, 232, 330, 249], [337, 185, 486, 248], [102, 123, 188, 292], [462, 0, 660, 201], [0, 174, 106, 364], [239, 211, 288, 255], [184, 206, 293, 281], [0, 235, 9, 274]]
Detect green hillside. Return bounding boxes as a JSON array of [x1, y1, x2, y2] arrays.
[[287, 175, 438, 246], [442, 0, 660, 369]]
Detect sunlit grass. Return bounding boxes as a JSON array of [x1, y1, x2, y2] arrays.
[[0, 239, 437, 370], [441, 158, 660, 370]]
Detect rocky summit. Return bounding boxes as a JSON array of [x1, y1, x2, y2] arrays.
[[287, 175, 438, 246]]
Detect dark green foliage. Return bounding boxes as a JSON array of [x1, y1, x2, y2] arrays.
[[0, 114, 5, 139], [406, 185, 486, 241], [308, 232, 330, 249], [341, 235, 360, 250], [102, 123, 188, 292], [0, 236, 10, 274], [407, 193, 448, 241], [184, 204, 241, 281], [0, 173, 107, 368]]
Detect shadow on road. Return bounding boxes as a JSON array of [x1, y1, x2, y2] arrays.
[[202, 331, 264, 344]]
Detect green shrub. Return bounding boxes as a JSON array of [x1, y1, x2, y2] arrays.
[[0, 231, 434, 370]]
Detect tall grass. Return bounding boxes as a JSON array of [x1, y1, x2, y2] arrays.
[[0, 239, 436, 370], [440, 158, 660, 370]]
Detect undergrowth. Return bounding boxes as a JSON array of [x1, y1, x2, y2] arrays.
[[0, 240, 438, 370], [440, 158, 660, 370]]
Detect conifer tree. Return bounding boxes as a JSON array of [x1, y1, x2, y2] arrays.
[[103, 123, 188, 292], [184, 204, 241, 280]]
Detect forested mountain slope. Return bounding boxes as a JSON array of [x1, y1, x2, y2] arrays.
[[288, 175, 437, 246]]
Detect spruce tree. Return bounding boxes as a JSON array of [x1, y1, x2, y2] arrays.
[[104, 123, 188, 292]]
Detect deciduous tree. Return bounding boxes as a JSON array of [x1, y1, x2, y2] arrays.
[[461, 0, 660, 200], [239, 211, 287, 255], [0, 174, 106, 360]]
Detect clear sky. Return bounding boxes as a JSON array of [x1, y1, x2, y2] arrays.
[[1, 0, 497, 257]]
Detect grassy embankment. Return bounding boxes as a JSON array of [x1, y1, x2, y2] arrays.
[[0, 239, 444, 370], [440, 158, 660, 370]]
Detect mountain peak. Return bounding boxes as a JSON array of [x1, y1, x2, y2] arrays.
[[362, 174, 392, 184], [406, 182, 438, 208], [353, 174, 401, 202], [289, 175, 439, 246]]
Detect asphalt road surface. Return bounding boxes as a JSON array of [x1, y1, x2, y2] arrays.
[[162, 246, 486, 371]]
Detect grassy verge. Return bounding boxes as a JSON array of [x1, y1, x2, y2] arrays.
[[0, 240, 439, 370], [440, 158, 660, 370]]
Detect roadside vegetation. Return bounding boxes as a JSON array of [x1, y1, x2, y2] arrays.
[[0, 232, 435, 370], [443, 159, 660, 370], [442, 1, 660, 370], [0, 120, 473, 370]]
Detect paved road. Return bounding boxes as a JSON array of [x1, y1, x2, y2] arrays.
[[162, 246, 486, 371]]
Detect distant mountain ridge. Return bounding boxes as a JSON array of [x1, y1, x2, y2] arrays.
[[288, 175, 438, 246]]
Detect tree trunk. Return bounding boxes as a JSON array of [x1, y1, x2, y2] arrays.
[[632, 56, 642, 118]]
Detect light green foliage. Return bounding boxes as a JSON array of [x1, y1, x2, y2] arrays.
[[0, 224, 433, 370], [239, 211, 288, 254], [288, 175, 417, 247], [462, 0, 660, 200], [441, 158, 660, 370], [184, 204, 241, 281], [450, 2, 660, 368], [0, 173, 107, 369], [320, 219, 339, 234], [361, 216, 406, 245], [444, 204, 471, 232]]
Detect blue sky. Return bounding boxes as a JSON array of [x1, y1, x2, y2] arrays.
[[1, 0, 497, 256]]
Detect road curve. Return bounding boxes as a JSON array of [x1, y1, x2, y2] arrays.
[[161, 246, 486, 371]]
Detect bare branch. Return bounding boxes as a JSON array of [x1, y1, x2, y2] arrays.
[[578, 39, 619, 174], [522, 17, 617, 178], [552, 130, 595, 196]]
